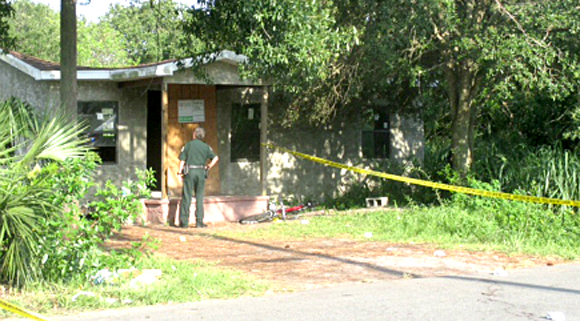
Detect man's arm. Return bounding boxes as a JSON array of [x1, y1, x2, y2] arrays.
[[178, 160, 186, 176], [206, 156, 219, 170]]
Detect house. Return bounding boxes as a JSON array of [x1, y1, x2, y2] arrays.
[[0, 50, 424, 224]]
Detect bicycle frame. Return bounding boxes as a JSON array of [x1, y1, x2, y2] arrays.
[[239, 200, 314, 224]]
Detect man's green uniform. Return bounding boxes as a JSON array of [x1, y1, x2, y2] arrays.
[[179, 139, 216, 227]]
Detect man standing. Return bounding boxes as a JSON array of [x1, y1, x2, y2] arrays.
[[178, 127, 219, 228]]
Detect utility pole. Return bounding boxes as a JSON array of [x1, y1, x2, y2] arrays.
[[60, 0, 77, 120]]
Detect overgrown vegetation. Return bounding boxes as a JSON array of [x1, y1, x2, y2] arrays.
[[0, 98, 153, 287], [224, 197, 580, 260], [0, 256, 270, 317]]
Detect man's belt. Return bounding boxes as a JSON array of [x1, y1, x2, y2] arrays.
[[188, 165, 205, 169]]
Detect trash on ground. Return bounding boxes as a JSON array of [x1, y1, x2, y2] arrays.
[[118, 268, 140, 279], [492, 268, 508, 277], [433, 250, 446, 257], [72, 291, 95, 302], [179, 236, 187, 242], [546, 311, 567, 321], [364, 232, 373, 238], [92, 268, 118, 285], [130, 269, 163, 287], [300, 219, 309, 225], [104, 298, 117, 304]]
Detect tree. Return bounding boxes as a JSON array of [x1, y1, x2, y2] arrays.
[[9, 0, 134, 67], [365, 0, 580, 175], [104, 0, 200, 64], [60, 0, 77, 118], [0, 0, 14, 50], [187, 0, 580, 175], [185, 0, 357, 123], [77, 18, 136, 67], [9, 0, 60, 62]]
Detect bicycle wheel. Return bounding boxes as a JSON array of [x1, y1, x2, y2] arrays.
[[239, 212, 274, 224]]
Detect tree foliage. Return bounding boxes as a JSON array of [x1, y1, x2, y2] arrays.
[[104, 0, 201, 64], [187, 0, 580, 174], [0, 0, 14, 50], [8, 0, 148, 67], [8, 0, 59, 61], [77, 18, 135, 67], [185, 0, 359, 123]]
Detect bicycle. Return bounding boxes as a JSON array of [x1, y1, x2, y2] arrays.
[[239, 198, 314, 224]]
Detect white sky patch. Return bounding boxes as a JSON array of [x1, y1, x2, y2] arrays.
[[29, 0, 198, 22]]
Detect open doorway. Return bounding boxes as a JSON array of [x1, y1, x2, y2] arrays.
[[147, 91, 163, 190]]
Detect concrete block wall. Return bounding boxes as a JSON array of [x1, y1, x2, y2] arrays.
[[0, 62, 59, 113], [0, 59, 149, 189], [216, 87, 425, 203], [77, 82, 149, 186]]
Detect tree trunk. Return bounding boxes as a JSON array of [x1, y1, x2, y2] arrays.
[[60, 0, 77, 120], [446, 60, 480, 176]]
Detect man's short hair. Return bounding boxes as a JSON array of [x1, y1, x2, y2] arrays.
[[195, 127, 206, 140]]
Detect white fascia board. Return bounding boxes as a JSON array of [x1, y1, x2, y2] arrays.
[[108, 62, 181, 81], [2, 50, 248, 81], [1, 52, 43, 80]]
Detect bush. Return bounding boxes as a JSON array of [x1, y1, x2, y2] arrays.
[[0, 97, 156, 286], [0, 99, 88, 287], [37, 152, 155, 283]]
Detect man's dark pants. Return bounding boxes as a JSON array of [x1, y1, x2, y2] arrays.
[[180, 169, 206, 227]]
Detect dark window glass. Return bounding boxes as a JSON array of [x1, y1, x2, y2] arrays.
[[362, 111, 390, 159], [231, 103, 260, 162], [78, 101, 118, 163]]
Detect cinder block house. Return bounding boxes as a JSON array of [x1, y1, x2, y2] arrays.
[[0, 50, 424, 223]]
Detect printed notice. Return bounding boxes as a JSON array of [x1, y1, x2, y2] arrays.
[[178, 100, 205, 123]]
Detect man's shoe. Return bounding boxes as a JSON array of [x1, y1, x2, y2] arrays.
[[196, 223, 208, 228]]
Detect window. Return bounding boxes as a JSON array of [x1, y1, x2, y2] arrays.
[[362, 111, 390, 158], [231, 103, 260, 162], [78, 101, 118, 163]]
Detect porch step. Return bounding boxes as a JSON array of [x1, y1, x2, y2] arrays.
[[142, 195, 269, 225]]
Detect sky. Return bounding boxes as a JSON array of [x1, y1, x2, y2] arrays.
[[30, 0, 198, 22]]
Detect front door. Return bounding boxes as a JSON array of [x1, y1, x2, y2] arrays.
[[165, 84, 221, 197]]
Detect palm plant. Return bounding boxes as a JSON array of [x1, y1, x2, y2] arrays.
[[0, 98, 88, 286]]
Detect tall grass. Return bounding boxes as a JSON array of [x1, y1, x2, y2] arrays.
[[223, 197, 580, 260], [474, 144, 580, 213]]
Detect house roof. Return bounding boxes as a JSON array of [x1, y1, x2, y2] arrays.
[[1, 50, 248, 82]]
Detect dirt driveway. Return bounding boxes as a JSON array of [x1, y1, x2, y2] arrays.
[[107, 222, 564, 292]]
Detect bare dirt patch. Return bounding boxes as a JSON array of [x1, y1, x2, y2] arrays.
[[106, 222, 567, 292]]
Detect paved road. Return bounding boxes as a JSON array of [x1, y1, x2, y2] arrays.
[[17, 263, 580, 321]]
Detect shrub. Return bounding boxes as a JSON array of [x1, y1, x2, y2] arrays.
[[37, 153, 155, 282]]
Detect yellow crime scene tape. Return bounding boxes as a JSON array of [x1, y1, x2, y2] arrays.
[[264, 143, 580, 208], [0, 298, 51, 321]]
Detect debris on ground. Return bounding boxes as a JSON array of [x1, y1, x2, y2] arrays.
[[105, 225, 568, 291]]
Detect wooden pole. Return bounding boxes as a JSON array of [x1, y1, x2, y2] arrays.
[[161, 83, 169, 198], [260, 86, 269, 196], [60, 0, 77, 119]]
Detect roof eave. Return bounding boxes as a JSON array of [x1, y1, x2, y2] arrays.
[[2, 50, 248, 82]]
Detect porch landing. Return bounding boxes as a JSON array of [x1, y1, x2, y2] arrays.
[[142, 195, 269, 226]]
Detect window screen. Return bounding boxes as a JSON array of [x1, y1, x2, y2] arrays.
[[78, 101, 118, 163]]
